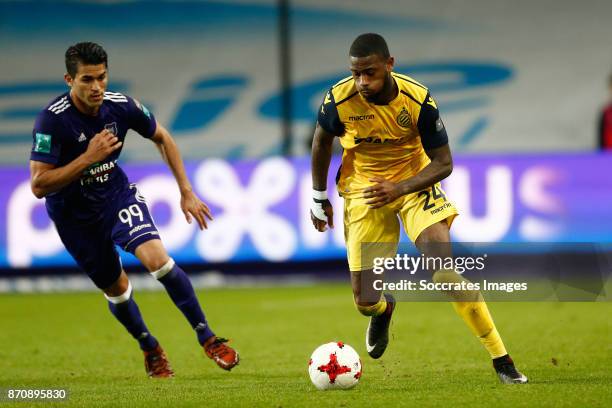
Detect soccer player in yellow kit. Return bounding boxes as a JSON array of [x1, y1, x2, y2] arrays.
[[310, 33, 527, 384]]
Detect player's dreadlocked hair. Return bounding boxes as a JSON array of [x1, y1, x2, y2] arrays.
[[65, 42, 108, 77], [349, 33, 390, 60]]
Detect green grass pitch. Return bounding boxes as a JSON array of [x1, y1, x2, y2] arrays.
[[0, 283, 610, 407]]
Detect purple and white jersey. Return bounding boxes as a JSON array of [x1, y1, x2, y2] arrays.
[[30, 91, 157, 222]]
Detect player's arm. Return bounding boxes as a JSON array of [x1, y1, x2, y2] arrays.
[[30, 129, 120, 198], [149, 124, 212, 230], [310, 90, 344, 231], [396, 143, 452, 193], [364, 93, 452, 208], [311, 122, 335, 231]]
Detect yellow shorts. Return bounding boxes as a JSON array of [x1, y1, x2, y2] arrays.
[[343, 182, 458, 272]]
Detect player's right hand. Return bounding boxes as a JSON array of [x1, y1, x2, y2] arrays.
[[311, 190, 334, 232], [84, 129, 123, 163]]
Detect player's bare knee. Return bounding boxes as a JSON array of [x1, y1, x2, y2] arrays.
[[416, 223, 452, 260], [150, 257, 175, 280], [134, 240, 171, 272], [104, 280, 132, 304], [103, 271, 129, 297], [417, 230, 444, 246], [135, 242, 171, 272], [143, 255, 172, 274], [416, 221, 450, 245]]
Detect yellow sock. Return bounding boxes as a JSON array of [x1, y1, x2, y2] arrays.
[[356, 297, 387, 316], [451, 301, 507, 358], [433, 269, 508, 358]]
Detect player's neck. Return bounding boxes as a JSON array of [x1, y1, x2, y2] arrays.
[[369, 75, 398, 105], [70, 90, 100, 116]]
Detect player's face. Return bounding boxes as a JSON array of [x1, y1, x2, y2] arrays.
[[350, 54, 394, 101], [65, 63, 108, 109]]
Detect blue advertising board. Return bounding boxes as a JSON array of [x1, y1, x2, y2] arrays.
[[1, 152, 611, 270]]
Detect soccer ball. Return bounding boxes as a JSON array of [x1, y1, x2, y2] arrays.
[[308, 342, 362, 390]]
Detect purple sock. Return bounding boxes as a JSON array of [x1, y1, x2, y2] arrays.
[[157, 262, 215, 345], [108, 296, 158, 351]]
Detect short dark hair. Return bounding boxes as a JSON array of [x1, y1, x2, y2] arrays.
[[65, 42, 108, 77], [349, 33, 390, 60]]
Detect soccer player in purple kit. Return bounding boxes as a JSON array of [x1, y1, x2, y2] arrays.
[[29, 42, 239, 378]]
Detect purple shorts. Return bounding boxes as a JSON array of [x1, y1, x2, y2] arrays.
[[53, 183, 160, 289]]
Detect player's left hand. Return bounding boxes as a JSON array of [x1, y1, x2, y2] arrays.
[[363, 177, 402, 208], [180, 191, 213, 230]]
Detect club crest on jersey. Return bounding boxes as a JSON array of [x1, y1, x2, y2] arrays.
[[396, 107, 412, 128], [104, 122, 118, 135]]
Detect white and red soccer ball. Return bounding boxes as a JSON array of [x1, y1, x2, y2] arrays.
[[308, 342, 362, 390]]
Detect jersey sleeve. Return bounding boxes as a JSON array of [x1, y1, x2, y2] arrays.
[[416, 92, 449, 150], [317, 89, 345, 136], [30, 111, 62, 165], [126, 96, 157, 138]]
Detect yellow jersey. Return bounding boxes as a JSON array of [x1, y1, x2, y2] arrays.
[[317, 72, 448, 198]]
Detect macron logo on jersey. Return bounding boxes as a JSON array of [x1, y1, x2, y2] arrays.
[[47, 96, 70, 115], [104, 91, 128, 103], [349, 114, 375, 121], [78, 133, 87, 142]]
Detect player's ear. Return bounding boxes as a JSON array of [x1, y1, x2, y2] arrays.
[[386, 56, 395, 73], [64, 73, 73, 87]]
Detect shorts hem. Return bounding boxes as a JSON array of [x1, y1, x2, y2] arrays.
[[124, 231, 161, 254], [409, 210, 458, 243]]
